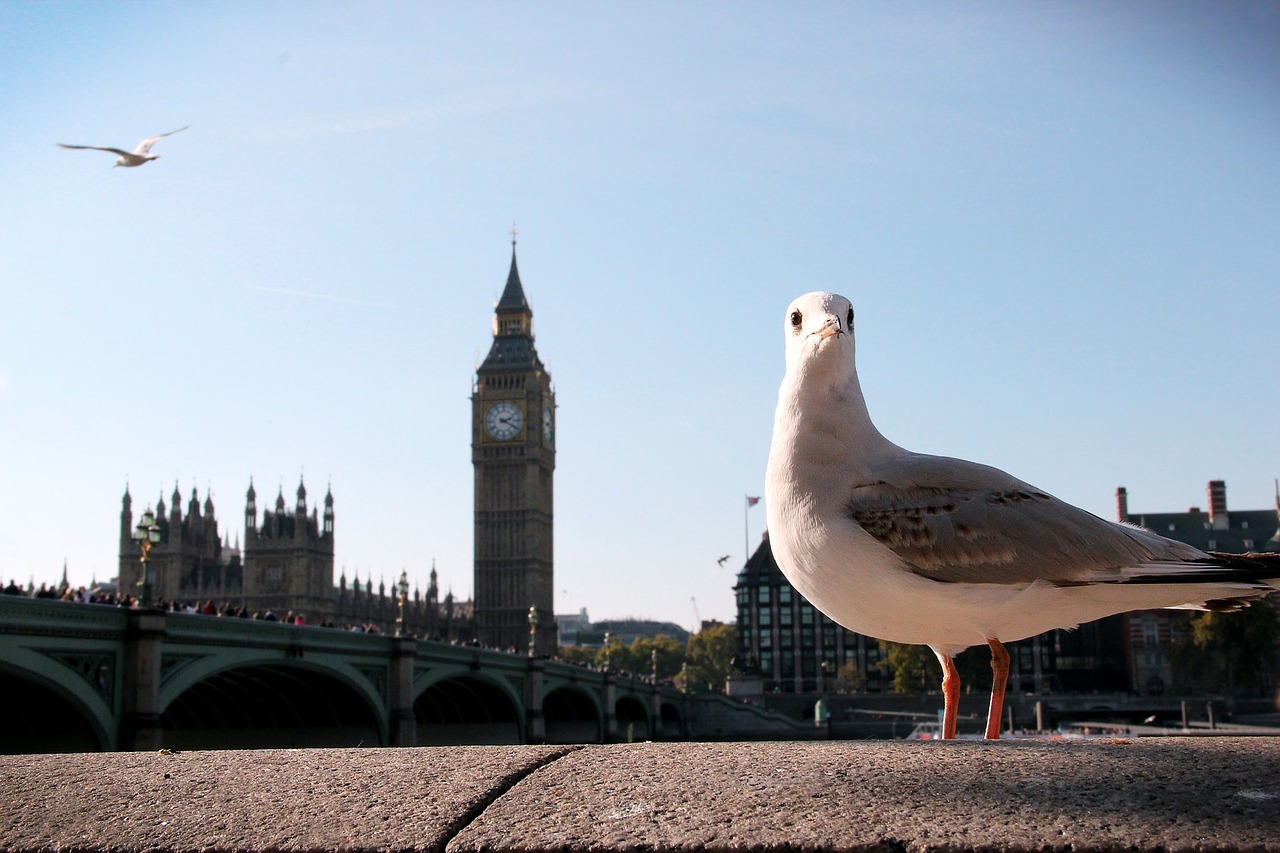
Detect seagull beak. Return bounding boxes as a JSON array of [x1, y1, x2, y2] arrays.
[[816, 315, 843, 339]]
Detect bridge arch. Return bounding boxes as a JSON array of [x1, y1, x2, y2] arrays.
[[0, 655, 111, 753], [0, 600, 695, 752], [413, 673, 522, 745], [660, 700, 684, 738], [614, 695, 650, 742], [159, 660, 383, 749], [543, 685, 601, 743]]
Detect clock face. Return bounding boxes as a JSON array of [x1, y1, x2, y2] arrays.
[[542, 406, 554, 444], [485, 401, 522, 440]]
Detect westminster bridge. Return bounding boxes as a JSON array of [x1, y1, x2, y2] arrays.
[[0, 596, 781, 752]]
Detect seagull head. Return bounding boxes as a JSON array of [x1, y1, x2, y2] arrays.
[[782, 291, 858, 388]]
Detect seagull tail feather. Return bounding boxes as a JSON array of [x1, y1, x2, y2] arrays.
[[1204, 550, 1280, 587]]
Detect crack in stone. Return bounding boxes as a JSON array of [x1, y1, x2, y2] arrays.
[[438, 746, 584, 852]]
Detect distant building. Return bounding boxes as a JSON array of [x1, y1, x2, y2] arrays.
[[556, 608, 591, 646], [1117, 480, 1280, 554], [553, 608, 692, 649], [1117, 480, 1280, 694], [579, 618, 691, 647], [117, 479, 474, 639], [734, 532, 887, 693]]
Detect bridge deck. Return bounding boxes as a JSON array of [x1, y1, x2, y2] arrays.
[[4, 738, 1279, 851]]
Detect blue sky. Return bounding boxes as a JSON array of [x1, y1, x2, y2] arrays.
[[2, 1, 1277, 629]]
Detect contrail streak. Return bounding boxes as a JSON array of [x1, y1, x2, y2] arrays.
[[244, 284, 386, 307]]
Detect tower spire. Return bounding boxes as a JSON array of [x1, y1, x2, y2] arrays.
[[497, 239, 529, 314], [481, 233, 539, 370]]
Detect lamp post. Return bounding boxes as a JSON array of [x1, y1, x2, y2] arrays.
[[130, 508, 162, 608], [395, 569, 410, 637], [651, 647, 658, 684], [527, 605, 539, 657]]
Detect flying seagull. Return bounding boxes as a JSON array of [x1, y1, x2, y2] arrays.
[[765, 291, 1279, 739], [57, 126, 189, 167]]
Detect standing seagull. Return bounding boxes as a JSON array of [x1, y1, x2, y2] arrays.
[[765, 291, 1279, 739], [57, 126, 189, 167]]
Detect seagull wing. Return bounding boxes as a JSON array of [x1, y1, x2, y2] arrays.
[[847, 452, 1206, 586], [57, 143, 133, 156], [133, 125, 189, 155]]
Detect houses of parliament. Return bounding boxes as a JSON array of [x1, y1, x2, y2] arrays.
[[116, 242, 557, 652]]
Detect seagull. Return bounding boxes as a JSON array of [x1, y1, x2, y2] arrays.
[[57, 126, 189, 167], [765, 291, 1279, 740]]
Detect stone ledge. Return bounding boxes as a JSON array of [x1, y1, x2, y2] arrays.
[[4, 738, 1278, 852]]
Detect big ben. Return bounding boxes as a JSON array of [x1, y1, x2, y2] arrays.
[[472, 237, 556, 655]]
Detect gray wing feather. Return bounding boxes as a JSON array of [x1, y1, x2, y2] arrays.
[[134, 126, 188, 155], [850, 453, 1206, 585], [57, 144, 131, 156]]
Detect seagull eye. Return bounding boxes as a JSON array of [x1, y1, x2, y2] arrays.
[[847, 307, 854, 329], [790, 309, 802, 329]]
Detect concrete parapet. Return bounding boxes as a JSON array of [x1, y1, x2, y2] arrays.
[[4, 738, 1278, 851]]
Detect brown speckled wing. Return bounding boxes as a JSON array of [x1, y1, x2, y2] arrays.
[[844, 477, 1166, 586]]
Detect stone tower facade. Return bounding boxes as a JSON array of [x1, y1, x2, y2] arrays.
[[471, 241, 557, 655], [118, 480, 474, 639], [117, 478, 331, 616], [118, 483, 240, 604], [240, 478, 335, 617]]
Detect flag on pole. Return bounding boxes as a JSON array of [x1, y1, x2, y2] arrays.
[[744, 496, 761, 562]]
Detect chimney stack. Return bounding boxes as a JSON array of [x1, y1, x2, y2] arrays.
[[1207, 480, 1228, 530], [1115, 487, 1129, 522]]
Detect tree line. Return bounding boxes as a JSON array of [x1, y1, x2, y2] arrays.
[[557, 624, 736, 693]]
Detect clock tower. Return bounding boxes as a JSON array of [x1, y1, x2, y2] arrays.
[[472, 238, 556, 655]]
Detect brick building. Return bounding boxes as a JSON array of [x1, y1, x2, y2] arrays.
[[1117, 480, 1280, 693]]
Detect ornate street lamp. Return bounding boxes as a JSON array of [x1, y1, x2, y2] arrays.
[[130, 508, 162, 607], [527, 604, 539, 657], [395, 569, 410, 637], [651, 647, 659, 683], [602, 631, 612, 672]]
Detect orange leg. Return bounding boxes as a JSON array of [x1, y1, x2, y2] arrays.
[[985, 638, 1010, 740], [933, 648, 960, 740]]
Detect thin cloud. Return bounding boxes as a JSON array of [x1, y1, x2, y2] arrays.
[[244, 80, 598, 142], [244, 284, 387, 307]]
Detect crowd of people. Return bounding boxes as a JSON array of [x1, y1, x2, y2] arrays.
[[6, 580, 132, 606], [2, 579, 392, 634], [1, 579, 520, 650], [3, 578, 684, 670]]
